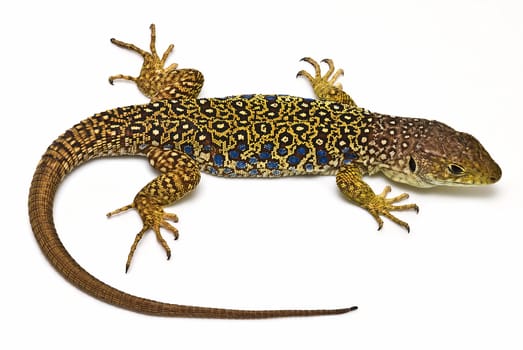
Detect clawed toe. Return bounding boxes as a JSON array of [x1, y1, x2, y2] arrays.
[[163, 212, 179, 223], [161, 219, 179, 240], [297, 57, 356, 106], [365, 186, 419, 233], [108, 196, 182, 272]]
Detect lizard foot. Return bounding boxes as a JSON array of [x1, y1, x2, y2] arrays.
[[109, 23, 204, 101], [364, 186, 419, 233], [107, 194, 180, 272], [297, 57, 356, 106], [297, 57, 344, 89]]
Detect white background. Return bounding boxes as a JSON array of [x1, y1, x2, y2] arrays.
[[2, 0, 522, 349]]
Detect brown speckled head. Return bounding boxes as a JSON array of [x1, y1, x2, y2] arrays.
[[362, 114, 502, 187]]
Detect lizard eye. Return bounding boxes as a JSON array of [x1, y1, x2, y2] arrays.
[[448, 164, 465, 175], [408, 157, 417, 172]]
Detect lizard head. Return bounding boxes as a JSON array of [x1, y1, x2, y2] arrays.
[[367, 117, 502, 188]]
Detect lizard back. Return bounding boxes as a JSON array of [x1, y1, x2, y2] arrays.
[[104, 94, 373, 177]]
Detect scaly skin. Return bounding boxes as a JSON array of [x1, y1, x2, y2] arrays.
[[28, 24, 501, 318]]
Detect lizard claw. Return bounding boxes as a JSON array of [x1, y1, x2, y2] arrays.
[[297, 57, 355, 106], [364, 186, 419, 233], [107, 194, 181, 272]]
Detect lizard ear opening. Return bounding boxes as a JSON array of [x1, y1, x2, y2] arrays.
[[408, 156, 417, 173]]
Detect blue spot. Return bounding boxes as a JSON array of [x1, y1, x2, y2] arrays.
[[213, 154, 224, 166], [203, 145, 212, 152], [259, 152, 271, 160], [288, 155, 300, 165], [229, 150, 240, 159], [238, 143, 247, 151], [267, 160, 279, 169], [317, 149, 327, 157], [236, 160, 246, 169], [249, 169, 259, 176], [265, 95, 277, 101], [296, 146, 308, 156], [272, 169, 282, 176], [240, 94, 254, 99], [183, 144, 193, 155], [318, 156, 329, 165], [263, 142, 274, 151], [277, 148, 288, 156], [305, 164, 314, 172], [207, 166, 217, 175], [223, 167, 233, 175], [341, 147, 352, 154], [343, 153, 357, 165], [249, 157, 258, 164]]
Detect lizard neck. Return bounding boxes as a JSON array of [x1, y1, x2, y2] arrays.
[[356, 113, 421, 175]]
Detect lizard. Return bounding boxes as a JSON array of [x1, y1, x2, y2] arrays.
[[28, 24, 501, 319]]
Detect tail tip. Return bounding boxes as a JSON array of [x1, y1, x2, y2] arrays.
[[341, 305, 358, 313]]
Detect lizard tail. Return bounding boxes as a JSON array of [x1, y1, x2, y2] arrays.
[[28, 135, 357, 319]]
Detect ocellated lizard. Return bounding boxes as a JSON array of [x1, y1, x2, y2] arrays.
[[28, 24, 501, 319]]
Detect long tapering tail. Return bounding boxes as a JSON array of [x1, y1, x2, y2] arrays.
[[28, 134, 357, 318]]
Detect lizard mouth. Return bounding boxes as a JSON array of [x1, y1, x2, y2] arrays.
[[417, 173, 501, 187], [381, 167, 501, 188]]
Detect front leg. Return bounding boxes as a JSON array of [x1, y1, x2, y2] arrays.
[[107, 147, 201, 272], [336, 163, 419, 232]]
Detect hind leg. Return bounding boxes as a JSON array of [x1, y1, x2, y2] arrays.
[[109, 24, 204, 101], [297, 57, 357, 107], [107, 147, 201, 272]]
